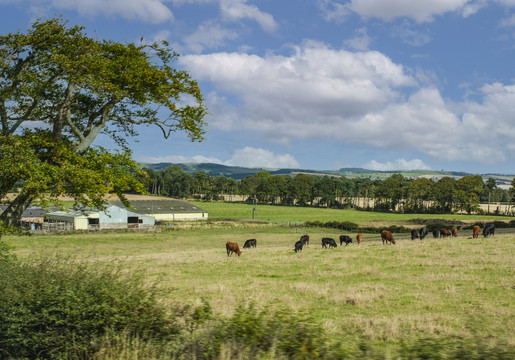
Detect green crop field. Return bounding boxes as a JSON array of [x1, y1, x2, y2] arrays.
[[190, 200, 513, 225], [6, 208, 515, 357]]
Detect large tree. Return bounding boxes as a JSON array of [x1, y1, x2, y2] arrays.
[[0, 18, 207, 227], [453, 175, 484, 214]]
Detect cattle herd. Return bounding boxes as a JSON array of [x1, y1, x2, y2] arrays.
[[225, 223, 497, 257]]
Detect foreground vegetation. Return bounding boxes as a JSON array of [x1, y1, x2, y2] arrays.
[[3, 217, 514, 358]]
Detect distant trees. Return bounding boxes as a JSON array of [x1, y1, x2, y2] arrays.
[[139, 166, 513, 215]]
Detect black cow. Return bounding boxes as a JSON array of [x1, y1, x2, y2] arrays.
[[432, 229, 439, 238], [419, 227, 428, 240], [300, 234, 309, 246], [483, 223, 495, 237], [411, 229, 419, 240], [339, 235, 352, 246], [243, 238, 257, 249], [294, 240, 303, 253], [321, 237, 337, 248]]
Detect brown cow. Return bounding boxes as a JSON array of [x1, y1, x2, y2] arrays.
[[451, 227, 458, 237], [226, 241, 241, 257], [381, 230, 396, 245], [356, 233, 363, 244], [472, 225, 480, 238], [440, 228, 451, 238]]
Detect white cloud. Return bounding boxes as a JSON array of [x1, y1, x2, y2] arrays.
[[363, 159, 431, 171], [347, 0, 470, 23], [220, 0, 278, 32], [321, 0, 485, 23], [344, 27, 372, 51], [21, 0, 174, 23], [319, 0, 350, 22], [181, 42, 515, 166], [391, 21, 432, 46], [181, 41, 416, 133], [183, 21, 239, 53], [136, 154, 224, 164], [500, 13, 515, 27], [225, 147, 299, 168], [136, 147, 299, 169]]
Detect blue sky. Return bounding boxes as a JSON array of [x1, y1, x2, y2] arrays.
[[1, 0, 515, 174]]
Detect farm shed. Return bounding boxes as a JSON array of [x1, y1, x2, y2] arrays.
[[109, 199, 208, 222], [45, 204, 155, 231], [0, 205, 48, 230]]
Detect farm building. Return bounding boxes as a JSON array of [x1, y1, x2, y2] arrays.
[[109, 199, 208, 222], [44, 204, 155, 231], [0, 205, 48, 230]]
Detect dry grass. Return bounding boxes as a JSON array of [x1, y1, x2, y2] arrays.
[[7, 225, 515, 346]]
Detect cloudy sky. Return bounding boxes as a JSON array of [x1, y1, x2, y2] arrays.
[[1, 0, 515, 174]]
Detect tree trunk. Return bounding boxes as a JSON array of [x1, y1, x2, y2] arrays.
[[0, 192, 34, 227]]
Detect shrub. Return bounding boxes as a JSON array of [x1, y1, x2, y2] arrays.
[[305, 221, 411, 234], [178, 303, 322, 359], [0, 256, 179, 359]]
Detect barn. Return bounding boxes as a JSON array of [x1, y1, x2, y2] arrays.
[[108, 199, 208, 222], [44, 204, 155, 231], [0, 205, 47, 230]]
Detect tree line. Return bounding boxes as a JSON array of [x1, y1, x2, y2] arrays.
[[141, 165, 515, 215]]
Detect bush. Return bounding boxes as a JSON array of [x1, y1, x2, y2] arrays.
[[0, 256, 179, 359], [305, 221, 411, 234], [180, 303, 322, 359]]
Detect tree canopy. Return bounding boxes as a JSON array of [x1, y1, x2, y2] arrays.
[[0, 18, 207, 227]]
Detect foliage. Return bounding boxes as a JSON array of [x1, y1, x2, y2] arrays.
[[0, 17, 207, 226], [305, 220, 411, 233], [181, 303, 322, 359], [453, 175, 484, 214], [6, 226, 515, 360], [0, 256, 180, 359], [0, 131, 146, 212], [144, 165, 512, 216]]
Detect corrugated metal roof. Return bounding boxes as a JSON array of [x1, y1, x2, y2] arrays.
[[108, 199, 207, 215]]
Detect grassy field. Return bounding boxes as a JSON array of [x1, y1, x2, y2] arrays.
[[6, 216, 515, 353], [190, 200, 514, 225]]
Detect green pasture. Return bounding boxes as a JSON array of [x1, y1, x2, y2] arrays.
[[7, 223, 515, 352], [190, 200, 513, 225]]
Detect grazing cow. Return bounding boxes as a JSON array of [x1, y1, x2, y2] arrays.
[[411, 229, 419, 240], [321, 237, 337, 248], [472, 225, 481, 238], [432, 229, 439, 238], [300, 234, 310, 246], [243, 238, 257, 249], [226, 241, 241, 257], [419, 227, 428, 240], [339, 235, 352, 246], [451, 227, 458, 237], [483, 223, 495, 237], [440, 228, 451, 238], [294, 240, 303, 253], [356, 233, 363, 244], [380, 230, 396, 245]]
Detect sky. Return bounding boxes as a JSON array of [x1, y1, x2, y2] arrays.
[[1, 0, 515, 175]]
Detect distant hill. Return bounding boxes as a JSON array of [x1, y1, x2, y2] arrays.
[[140, 162, 514, 187], [141, 162, 329, 180]]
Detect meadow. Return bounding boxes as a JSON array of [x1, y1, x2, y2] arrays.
[[188, 200, 510, 225], [4, 202, 515, 358]]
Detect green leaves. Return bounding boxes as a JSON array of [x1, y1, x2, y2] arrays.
[[0, 131, 144, 213], [0, 17, 207, 225]]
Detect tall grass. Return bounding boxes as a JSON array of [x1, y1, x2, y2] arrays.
[[7, 226, 515, 347]]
